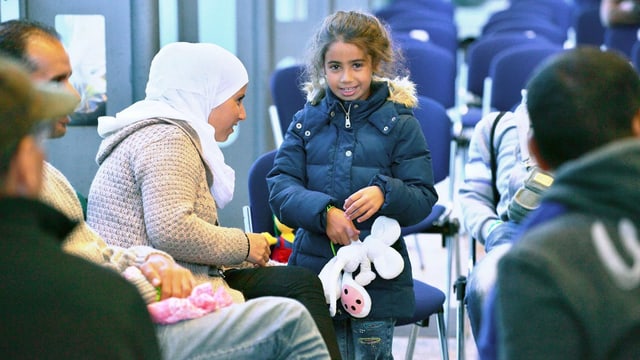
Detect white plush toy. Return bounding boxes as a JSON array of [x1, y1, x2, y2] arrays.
[[318, 216, 405, 318]]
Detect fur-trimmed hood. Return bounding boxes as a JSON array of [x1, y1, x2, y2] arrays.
[[304, 75, 418, 108]]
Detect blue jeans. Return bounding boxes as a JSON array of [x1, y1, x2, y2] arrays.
[[156, 296, 330, 359], [465, 243, 511, 340], [333, 317, 395, 360]]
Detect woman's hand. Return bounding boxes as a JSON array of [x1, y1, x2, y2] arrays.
[[246, 232, 271, 267], [139, 254, 196, 300]]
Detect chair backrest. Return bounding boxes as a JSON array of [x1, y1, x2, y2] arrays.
[[509, 0, 574, 31], [399, 38, 457, 109], [482, 18, 567, 45], [246, 149, 277, 234], [269, 64, 306, 136], [604, 25, 640, 59], [414, 95, 452, 184], [375, 0, 455, 22], [632, 41, 640, 72], [484, 9, 551, 30], [390, 21, 459, 59], [485, 43, 563, 113], [465, 32, 552, 99], [573, 5, 605, 46]]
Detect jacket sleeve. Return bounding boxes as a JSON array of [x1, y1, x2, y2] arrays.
[[267, 118, 333, 234], [369, 114, 439, 226], [458, 111, 519, 245]]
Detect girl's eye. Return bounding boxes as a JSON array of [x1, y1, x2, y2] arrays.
[[328, 64, 340, 71], [353, 63, 363, 69]]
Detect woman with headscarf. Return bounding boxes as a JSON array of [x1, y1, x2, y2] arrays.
[[87, 42, 341, 359]]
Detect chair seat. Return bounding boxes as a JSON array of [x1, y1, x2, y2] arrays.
[[400, 204, 446, 236], [461, 107, 482, 128], [397, 279, 446, 326]]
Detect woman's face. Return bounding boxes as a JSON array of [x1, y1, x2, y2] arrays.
[[208, 84, 248, 142]]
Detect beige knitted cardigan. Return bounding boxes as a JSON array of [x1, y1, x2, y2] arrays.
[[87, 118, 250, 301]]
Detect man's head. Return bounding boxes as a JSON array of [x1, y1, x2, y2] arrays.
[[527, 47, 640, 170], [0, 56, 79, 197], [0, 19, 79, 138]]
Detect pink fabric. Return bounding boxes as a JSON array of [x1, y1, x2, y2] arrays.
[[147, 282, 234, 324]]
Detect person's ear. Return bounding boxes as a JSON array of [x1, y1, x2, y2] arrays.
[[631, 108, 640, 137], [528, 135, 552, 171], [6, 137, 44, 198]]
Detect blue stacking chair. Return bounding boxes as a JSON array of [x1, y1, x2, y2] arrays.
[[572, 5, 605, 46], [390, 20, 459, 60], [269, 64, 306, 147], [397, 280, 449, 360], [484, 9, 553, 31], [401, 96, 460, 333], [482, 17, 567, 45], [398, 37, 457, 110], [604, 25, 640, 59], [510, 0, 575, 32], [483, 43, 564, 115], [243, 150, 278, 236], [463, 32, 553, 112], [457, 33, 553, 170], [243, 148, 450, 360], [375, 0, 455, 22], [631, 40, 640, 72]]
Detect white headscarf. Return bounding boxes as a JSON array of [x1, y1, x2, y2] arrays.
[[97, 42, 248, 209]]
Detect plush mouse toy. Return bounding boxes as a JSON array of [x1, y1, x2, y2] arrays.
[[318, 216, 405, 318]]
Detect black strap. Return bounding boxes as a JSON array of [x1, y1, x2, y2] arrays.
[[489, 111, 507, 206]]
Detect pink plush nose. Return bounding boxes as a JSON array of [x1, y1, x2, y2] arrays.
[[341, 283, 371, 318]]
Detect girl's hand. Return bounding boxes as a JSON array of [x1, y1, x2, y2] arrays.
[[326, 206, 360, 245], [343, 186, 384, 223]]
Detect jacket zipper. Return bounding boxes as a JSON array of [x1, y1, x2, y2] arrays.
[[338, 102, 352, 129]]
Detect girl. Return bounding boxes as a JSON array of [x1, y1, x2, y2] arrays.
[[267, 10, 438, 359]]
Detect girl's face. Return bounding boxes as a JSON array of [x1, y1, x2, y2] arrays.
[[323, 41, 373, 102], [207, 84, 248, 142]]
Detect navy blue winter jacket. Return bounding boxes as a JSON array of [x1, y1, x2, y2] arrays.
[[267, 79, 438, 319]]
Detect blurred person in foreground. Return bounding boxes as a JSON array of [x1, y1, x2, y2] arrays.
[[0, 55, 162, 359]]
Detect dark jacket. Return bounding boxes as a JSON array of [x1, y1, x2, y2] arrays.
[[0, 197, 161, 359], [480, 139, 640, 359], [268, 78, 438, 319]]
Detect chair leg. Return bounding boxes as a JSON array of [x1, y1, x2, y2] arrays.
[[437, 310, 450, 360], [413, 234, 426, 271], [445, 236, 453, 328], [405, 324, 420, 360], [445, 232, 462, 331], [455, 276, 468, 360], [449, 139, 458, 203]]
